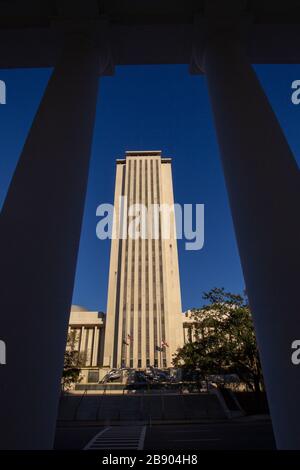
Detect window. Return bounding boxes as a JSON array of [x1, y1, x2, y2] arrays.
[[88, 370, 99, 383]]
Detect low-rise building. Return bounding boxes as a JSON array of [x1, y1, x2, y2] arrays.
[[67, 305, 192, 385], [67, 305, 105, 384]]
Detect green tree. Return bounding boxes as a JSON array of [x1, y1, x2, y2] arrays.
[[173, 288, 264, 394], [61, 330, 83, 392]]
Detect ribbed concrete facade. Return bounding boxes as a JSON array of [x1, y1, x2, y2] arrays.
[[103, 151, 183, 368]]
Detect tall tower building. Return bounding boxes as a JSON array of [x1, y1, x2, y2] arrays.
[[103, 151, 183, 369]]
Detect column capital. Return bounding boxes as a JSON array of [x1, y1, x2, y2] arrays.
[[51, 16, 114, 76], [190, 1, 252, 74]]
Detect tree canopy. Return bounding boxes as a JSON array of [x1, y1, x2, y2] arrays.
[[61, 330, 83, 392], [173, 288, 264, 392]]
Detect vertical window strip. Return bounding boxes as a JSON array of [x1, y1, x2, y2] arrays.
[[138, 160, 142, 361], [113, 164, 126, 367], [121, 160, 131, 365], [130, 160, 137, 362], [156, 160, 166, 364], [151, 160, 158, 362], [145, 160, 150, 362]]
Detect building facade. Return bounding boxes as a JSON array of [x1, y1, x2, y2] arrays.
[[68, 305, 105, 384], [67, 306, 191, 385], [103, 151, 184, 369], [182, 310, 199, 344]]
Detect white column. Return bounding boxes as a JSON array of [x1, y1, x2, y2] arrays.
[[141, 159, 147, 368], [147, 160, 155, 366], [198, 34, 300, 449], [116, 163, 129, 369], [153, 157, 162, 368], [92, 326, 99, 366], [133, 159, 140, 368], [126, 159, 134, 367], [104, 161, 126, 368], [86, 328, 93, 366], [80, 326, 87, 364], [0, 32, 101, 449]]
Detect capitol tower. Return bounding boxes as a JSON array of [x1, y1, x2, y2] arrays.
[[103, 151, 183, 369]]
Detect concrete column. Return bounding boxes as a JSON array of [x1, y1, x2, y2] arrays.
[[0, 33, 100, 449], [133, 159, 140, 368], [92, 326, 99, 366], [141, 159, 147, 368], [116, 163, 129, 369], [147, 161, 155, 366], [199, 34, 300, 449], [104, 160, 125, 368], [80, 326, 87, 365], [126, 159, 134, 367], [86, 328, 93, 366]]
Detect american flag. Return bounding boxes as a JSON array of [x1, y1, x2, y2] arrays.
[[127, 333, 133, 342], [161, 340, 169, 348]]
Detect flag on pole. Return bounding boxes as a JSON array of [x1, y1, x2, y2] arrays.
[[123, 339, 129, 346], [161, 340, 169, 348], [127, 333, 133, 342]]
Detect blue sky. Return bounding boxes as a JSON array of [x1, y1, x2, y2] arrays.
[[1, 63, 299, 312]]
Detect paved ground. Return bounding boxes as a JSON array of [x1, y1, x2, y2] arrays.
[[144, 420, 275, 450], [54, 425, 104, 450], [83, 426, 146, 450], [54, 417, 276, 450]]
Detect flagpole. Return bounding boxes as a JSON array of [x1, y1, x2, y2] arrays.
[[159, 306, 162, 368]]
